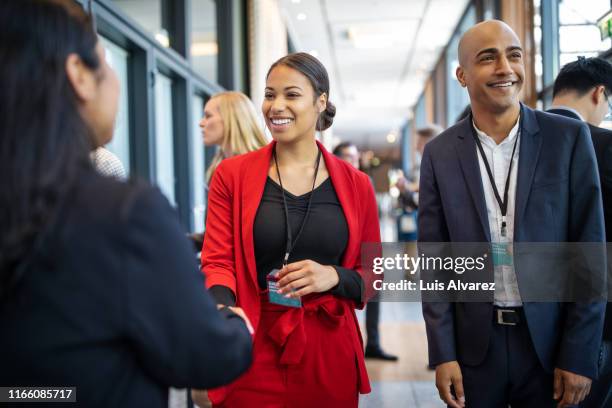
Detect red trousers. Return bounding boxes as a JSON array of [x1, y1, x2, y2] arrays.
[[209, 294, 370, 408]]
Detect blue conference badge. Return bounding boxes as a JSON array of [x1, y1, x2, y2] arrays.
[[267, 269, 302, 308]]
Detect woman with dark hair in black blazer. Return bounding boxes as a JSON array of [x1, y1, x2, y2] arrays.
[[0, 1, 252, 407]]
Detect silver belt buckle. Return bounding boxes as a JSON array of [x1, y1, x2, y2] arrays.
[[497, 309, 517, 326]]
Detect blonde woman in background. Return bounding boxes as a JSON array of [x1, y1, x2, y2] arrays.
[[192, 92, 267, 407], [200, 91, 268, 183], [188, 91, 268, 251]]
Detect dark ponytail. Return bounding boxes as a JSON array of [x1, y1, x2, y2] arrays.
[[267, 52, 336, 130]]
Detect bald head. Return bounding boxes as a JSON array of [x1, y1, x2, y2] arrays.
[[458, 20, 521, 67], [455, 19, 524, 117]]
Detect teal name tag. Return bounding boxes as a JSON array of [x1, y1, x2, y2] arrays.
[[491, 242, 513, 266], [267, 269, 302, 308]]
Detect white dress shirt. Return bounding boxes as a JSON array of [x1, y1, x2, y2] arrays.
[[473, 118, 522, 307]]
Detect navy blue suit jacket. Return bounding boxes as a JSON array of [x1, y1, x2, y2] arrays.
[[0, 169, 253, 407], [548, 107, 612, 341], [419, 104, 606, 379]]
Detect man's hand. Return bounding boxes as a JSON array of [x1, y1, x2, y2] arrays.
[[435, 361, 465, 408], [191, 389, 212, 408], [277, 260, 339, 298], [553, 368, 592, 407]]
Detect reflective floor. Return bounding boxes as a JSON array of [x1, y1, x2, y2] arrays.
[[357, 208, 442, 407], [357, 302, 442, 408]]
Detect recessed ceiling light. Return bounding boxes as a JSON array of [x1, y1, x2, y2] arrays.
[[297, 13, 307, 21], [386, 132, 397, 143]]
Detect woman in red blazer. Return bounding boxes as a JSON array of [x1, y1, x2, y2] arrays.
[[201, 52, 381, 407]]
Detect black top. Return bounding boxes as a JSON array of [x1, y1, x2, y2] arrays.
[[210, 177, 363, 305], [0, 169, 252, 408]]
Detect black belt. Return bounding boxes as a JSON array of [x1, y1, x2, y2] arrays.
[[493, 306, 522, 326]]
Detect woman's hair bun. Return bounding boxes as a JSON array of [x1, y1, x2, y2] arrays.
[[317, 101, 336, 131]]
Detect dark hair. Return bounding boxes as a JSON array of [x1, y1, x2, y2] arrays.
[[416, 124, 443, 139], [0, 0, 100, 299], [552, 57, 612, 98], [332, 142, 356, 157], [267, 52, 336, 131]]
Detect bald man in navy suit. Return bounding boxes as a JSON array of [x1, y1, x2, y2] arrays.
[[420, 21, 606, 408]]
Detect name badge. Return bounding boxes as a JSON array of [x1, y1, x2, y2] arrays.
[[267, 269, 302, 308], [492, 242, 513, 267]]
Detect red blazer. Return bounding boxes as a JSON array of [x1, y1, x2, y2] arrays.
[[201, 140, 381, 332]]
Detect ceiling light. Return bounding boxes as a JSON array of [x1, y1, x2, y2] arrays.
[[191, 42, 219, 56], [291, 0, 301, 3], [387, 132, 397, 143], [348, 30, 394, 49], [308, 50, 319, 58], [346, 22, 416, 50], [297, 13, 307, 21]]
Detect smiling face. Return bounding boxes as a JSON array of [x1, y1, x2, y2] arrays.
[[456, 21, 524, 115], [262, 64, 326, 144]]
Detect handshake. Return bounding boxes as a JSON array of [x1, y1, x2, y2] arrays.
[[191, 304, 253, 408]]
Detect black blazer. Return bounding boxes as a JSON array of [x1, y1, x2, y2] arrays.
[[548, 108, 612, 340], [0, 168, 252, 407], [420, 105, 606, 379]]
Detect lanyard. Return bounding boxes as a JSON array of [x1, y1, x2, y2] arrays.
[[273, 146, 322, 266], [471, 109, 522, 238]]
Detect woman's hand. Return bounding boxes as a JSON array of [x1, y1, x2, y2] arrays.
[[217, 304, 254, 335], [277, 260, 339, 298]]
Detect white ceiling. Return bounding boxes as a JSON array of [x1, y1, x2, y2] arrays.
[[279, 0, 470, 148]]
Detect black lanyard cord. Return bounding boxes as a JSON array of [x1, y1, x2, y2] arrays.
[[273, 146, 322, 266], [471, 109, 522, 237]]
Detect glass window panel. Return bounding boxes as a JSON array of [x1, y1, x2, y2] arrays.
[[100, 37, 130, 173], [192, 95, 206, 232], [191, 0, 218, 82], [559, 0, 610, 25], [414, 95, 426, 128], [558, 0, 611, 67], [560, 52, 600, 67], [111, 0, 170, 48], [154, 72, 176, 205], [445, 5, 475, 125], [559, 25, 611, 53], [532, 0, 545, 91]]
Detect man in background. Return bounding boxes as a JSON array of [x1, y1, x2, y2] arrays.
[[548, 56, 612, 408], [333, 142, 398, 361], [396, 125, 442, 212]]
